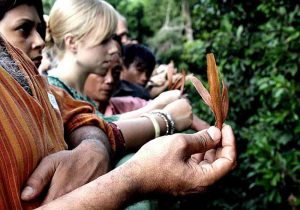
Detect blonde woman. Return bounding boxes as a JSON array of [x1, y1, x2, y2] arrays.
[[47, 0, 194, 150]]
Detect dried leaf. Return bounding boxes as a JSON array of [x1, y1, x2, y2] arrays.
[[167, 67, 174, 90], [179, 70, 186, 95], [188, 75, 212, 108], [221, 80, 229, 121], [207, 53, 223, 129]]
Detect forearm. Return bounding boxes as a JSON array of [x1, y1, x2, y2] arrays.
[[114, 117, 166, 150], [36, 161, 141, 210], [68, 125, 111, 156]]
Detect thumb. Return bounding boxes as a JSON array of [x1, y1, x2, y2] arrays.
[[21, 157, 56, 201], [184, 126, 221, 154]]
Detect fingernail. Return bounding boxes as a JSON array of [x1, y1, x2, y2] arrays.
[[207, 126, 221, 142], [21, 186, 34, 199]]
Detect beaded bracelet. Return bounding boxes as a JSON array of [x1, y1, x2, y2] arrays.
[[151, 110, 175, 135], [140, 113, 161, 138], [151, 112, 169, 135]]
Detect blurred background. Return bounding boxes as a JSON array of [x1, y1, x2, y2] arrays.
[[43, 0, 300, 209]]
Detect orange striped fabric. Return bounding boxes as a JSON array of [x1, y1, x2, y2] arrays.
[[0, 37, 123, 209], [50, 85, 125, 152], [0, 40, 67, 209]]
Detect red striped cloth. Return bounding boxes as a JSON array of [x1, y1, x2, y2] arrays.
[[0, 37, 124, 209]]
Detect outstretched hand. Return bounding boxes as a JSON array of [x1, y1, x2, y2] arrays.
[[34, 125, 236, 210], [148, 90, 181, 109], [127, 124, 236, 196], [21, 140, 110, 204], [163, 98, 193, 131]]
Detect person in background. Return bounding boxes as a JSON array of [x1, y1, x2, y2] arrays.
[[116, 11, 137, 45], [46, 0, 194, 153], [113, 43, 155, 100], [84, 38, 209, 132], [37, 14, 58, 75], [84, 36, 180, 118]]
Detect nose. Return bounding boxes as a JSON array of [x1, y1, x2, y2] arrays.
[[104, 70, 113, 84], [32, 31, 45, 51], [140, 72, 148, 86]]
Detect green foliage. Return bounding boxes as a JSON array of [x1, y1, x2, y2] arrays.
[[179, 0, 300, 209], [120, 0, 300, 209], [42, 0, 55, 14]]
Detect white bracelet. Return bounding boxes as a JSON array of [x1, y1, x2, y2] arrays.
[[141, 113, 160, 138], [151, 110, 175, 135]]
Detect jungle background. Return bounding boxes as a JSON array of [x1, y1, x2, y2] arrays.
[[43, 0, 300, 209]]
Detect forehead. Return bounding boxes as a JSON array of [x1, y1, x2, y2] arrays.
[[116, 20, 128, 34], [2, 4, 40, 23]]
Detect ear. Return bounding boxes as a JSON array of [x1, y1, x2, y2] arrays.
[[64, 33, 78, 54]]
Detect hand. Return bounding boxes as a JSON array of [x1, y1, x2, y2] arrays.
[[163, 98, 193, 131], [191, 114, 210, 131], [147, 90, 181, 110], [127, 125, 236, 196], [21, 140, 110, 204]]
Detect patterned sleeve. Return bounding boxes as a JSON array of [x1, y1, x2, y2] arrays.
[[49, 85, 125, 154]]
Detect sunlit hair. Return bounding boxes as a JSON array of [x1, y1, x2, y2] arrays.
[[47, 0, 117, 58]]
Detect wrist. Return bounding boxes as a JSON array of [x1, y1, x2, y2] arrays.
[[109, 160, 145, 207], [76, 139, 110, 162]]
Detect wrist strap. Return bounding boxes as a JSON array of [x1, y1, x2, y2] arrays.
[[141, 113, 160, 138]]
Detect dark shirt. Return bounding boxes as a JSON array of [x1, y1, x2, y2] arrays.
[[113, 80, 151, 100]]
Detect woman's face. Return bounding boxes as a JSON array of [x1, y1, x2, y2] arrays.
[[84, 54, 122, 103], [0, 4, 45, 67], [75, 30, 118, 76]]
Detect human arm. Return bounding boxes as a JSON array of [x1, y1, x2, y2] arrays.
[[118, 90, 181, 120], [20, 86, 119, 204], [36, 125, 236, 210], [21, 125, 111, 204], [115, 98, 193, 150]]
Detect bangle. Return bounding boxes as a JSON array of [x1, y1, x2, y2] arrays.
[[151, 112, 169, 135], [151, 110, 175, 135], [141, 113, 160, 138]]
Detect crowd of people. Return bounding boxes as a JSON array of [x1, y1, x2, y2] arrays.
[[0, 0, 237, 209]]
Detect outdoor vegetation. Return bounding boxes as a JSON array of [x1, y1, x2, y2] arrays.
[[43, 0, 300, 209]]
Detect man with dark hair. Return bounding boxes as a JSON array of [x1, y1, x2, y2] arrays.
[[113, 44, 156, 100]]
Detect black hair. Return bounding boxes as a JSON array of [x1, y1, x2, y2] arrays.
[[123, 44, 156, 75], [0, 0, 46, 39]]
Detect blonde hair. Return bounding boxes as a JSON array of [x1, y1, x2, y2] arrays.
[[46, 0, 117, 58]]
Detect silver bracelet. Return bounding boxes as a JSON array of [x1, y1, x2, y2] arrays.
[[151, 110, 175, 135], [151, 112, 169, 135]]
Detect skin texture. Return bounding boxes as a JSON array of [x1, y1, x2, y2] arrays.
[[0, 4, 44, 67], [21, 126, 111, 204], [36, 125, 236, 210]]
